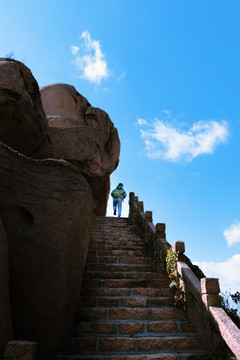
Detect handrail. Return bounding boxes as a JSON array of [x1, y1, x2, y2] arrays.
[[129, 192, 240, 359]]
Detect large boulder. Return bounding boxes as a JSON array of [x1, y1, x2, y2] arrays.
[[0, 219, 13, 359], [0, 58, 53, 159], [0, 143, 93, 360], [40, 83, 120, 215]]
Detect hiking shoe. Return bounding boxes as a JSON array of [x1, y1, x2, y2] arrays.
[[114, 210, 116, 215]]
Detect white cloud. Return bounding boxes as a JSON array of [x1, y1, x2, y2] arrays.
[[223, 221, 240, 246], [71, 46, 79, 55], [162, 110, 173, 119], [71, 30, 109, 85], [194, 254, 240, 293], [136, 118, 149, 126], [137, 118, 229, 162]]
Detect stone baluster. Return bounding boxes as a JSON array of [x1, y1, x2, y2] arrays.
[[129, 192, 135, 220], [137, 201, 144, 213], [129, 192, 134, 204], [144, 211, 152, 245], [156, 223, 166, 239], [145, 211, 152, 223], [172, 241, 186, 293], [155, 223, 169, 255], [201, 278, 221, 308], [133, 196, 138, 204], [172, 241, 185, 260]]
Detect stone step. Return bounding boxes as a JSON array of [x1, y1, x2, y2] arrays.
[[89, 241, 143, 248], [77, 320, 194, 335], [88, 246, 143, 253], [90, 232, 141, 237], [91, 222, 127, 226], [87, 249, 144, 257], [91, 232, 136, 238], [92, 224, 138, 228], [79, 296, 173, 308], [91, 228, 140, 232], [78, 307, 186, 322], [81, 278, 169, 288], [80, 287, 172, 298], [91, 226, 137, 230], [85, 264, 154, 272], [57, 354, 206, 360], [82, 271, 166, 280], [68, 335, 204, 353], [85, 256, 147, 265], [91, 228, 138, 232]]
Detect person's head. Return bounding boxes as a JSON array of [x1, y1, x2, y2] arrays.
[[117, 183, 123, 189]]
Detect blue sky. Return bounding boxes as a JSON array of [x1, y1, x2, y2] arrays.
[[1, 0, 240, 293]]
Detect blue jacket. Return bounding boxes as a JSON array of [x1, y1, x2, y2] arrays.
[[111, 186, 127, 200]]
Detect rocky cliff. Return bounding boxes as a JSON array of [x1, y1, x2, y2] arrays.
[[0, 58, 120, 360], [40, 83, 120, 216]]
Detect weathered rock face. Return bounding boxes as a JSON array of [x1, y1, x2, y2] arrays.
[[0, 58, 53, 159], [0, 219, 12, 359], [0, 143, 93, 360], [40, 83, 120, 215]]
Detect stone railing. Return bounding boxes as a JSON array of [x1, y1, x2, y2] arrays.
[[129, 192, 240, 359]]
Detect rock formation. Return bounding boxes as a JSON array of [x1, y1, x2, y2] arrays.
[[0, 58, 53, 159], [0, 59, 120, 360], [0, 219, 12, 359], [0, 143, 93, 359], [40, 83, 120, 215]]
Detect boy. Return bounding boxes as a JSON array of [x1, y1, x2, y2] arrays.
[[111, 183, 127, 217]]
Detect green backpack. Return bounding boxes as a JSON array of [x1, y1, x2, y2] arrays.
[[113, 188, 122, 198]]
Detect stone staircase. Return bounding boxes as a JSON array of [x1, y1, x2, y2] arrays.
[[58, 216, 207, 360]]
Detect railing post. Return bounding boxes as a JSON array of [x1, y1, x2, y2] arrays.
[[172, 241, 185, 260], [201, 278, 221, 308], [133, 196, 138, 204], [172, 241, 186, 293], [145, 211, 152, 223], [129, 192, 135, 220], [155, 223, 168, 255], [144, 211, 152, 245], [156, 223, 166, 239], [137, 201, 144, 213]]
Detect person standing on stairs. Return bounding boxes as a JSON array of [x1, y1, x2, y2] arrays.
[[111, 183, 127, 217]]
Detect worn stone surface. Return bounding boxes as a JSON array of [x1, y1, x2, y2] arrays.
[[202, 294, 222, 308], [4, 341, 37, 360], [0, 143, 93, 360], [209, 306, 240, 359], [0, 58, 53, 159], [201, 277, 220, 295], [40, 83, 120, 215], [40, 83, 90, 127], [0, 220, 13, 359], [172, 241, 185, 254]]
